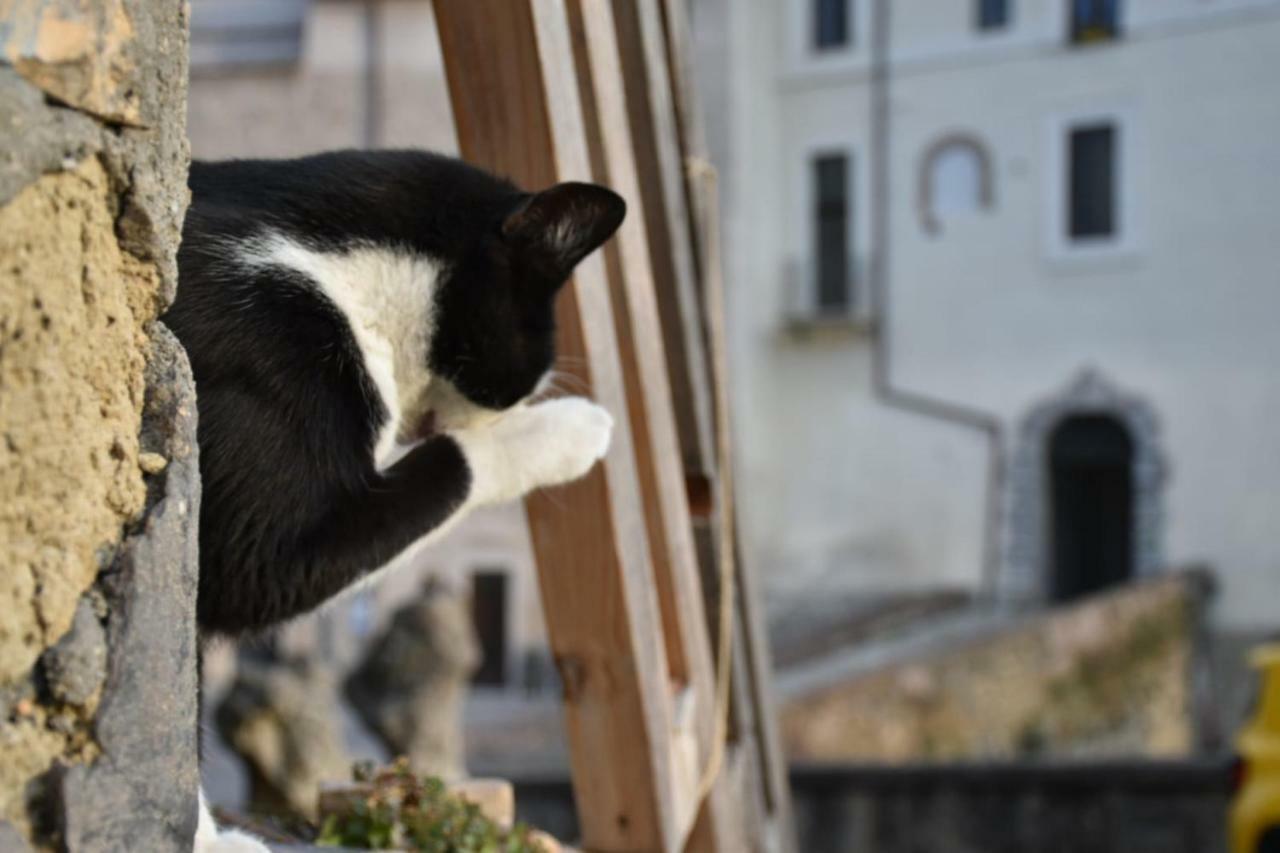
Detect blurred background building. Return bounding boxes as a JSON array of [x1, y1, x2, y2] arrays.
[[187, 0, 1280, 836], [692, 0, 1280, 753]]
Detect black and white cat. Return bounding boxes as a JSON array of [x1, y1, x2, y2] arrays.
[[166, 150, 625, 851]]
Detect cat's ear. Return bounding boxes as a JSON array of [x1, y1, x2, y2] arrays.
[[502, 182, 626, 276]]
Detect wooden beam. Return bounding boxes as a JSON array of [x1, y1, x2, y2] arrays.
[[611, 0, 716, 478], [657, 0, 711, 296], [566, 3, 741, 849], [563, 0, 688, 695], [688, 165, 797, 852], [435, 2, 678, 848], [659, 0, 798, 845]]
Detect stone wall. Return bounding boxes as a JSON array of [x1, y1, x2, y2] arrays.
[[510, 761, 1233, 853], [0, 2, 195, 849], [781, 574, 1207, 763], [788, 760, 1231, 853]]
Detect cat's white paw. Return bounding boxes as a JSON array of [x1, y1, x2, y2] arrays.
[[526, 396, 614, 485], [193, 829, 272, 853], [195, 788, 271, 853], [454, 396, 613, 505]]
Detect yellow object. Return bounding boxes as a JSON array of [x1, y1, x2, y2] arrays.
[[1231, 644, 1280, 853]]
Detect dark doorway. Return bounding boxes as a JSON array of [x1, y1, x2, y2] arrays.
[[1048, 414, 1134, 602], [471, 570, 508, 686]]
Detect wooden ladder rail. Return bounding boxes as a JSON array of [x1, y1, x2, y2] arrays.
[[435, 2, 734, 850], [618, 0, 799, 848], [564, 3, 749, 850], [434, 2, 794, 850], [657, 2, 798, 849]]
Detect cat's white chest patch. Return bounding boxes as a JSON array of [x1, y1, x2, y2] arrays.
[[234, 233, 441, 469]]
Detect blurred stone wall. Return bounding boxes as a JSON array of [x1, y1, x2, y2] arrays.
[[510, 761, 1232, 853], [781, 574, 1206, 762], [787, 760, 1231, 853], [0, 1, 196, 849]]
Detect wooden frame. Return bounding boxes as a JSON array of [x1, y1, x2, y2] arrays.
[[435, 3, 793, 850]]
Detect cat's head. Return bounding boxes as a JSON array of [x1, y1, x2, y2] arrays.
[[419, 181, 625, 435]]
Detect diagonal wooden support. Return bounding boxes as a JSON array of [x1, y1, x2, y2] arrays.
[[563, 2, 740, 850], [610, 0, 716, 481], [435, 2, 709, 849], [658, 1, 798, 849], [435, 2, 791, 850], [683, 162, 796, 851]]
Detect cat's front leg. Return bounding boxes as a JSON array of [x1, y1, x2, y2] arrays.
[[453, 396, 614, 506]]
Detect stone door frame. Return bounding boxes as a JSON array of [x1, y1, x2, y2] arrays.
[[1001, 368, 1167, 604]]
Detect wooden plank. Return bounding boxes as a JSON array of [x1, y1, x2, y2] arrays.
[[610, 0, 716, 478], [657, 0, 711, 297], [733, 541, 789, 818], [688, 163, 797, 850], [565, 3, 740, 849], [435, 2, 678, 849], [564, 0, 687, 695], [657, 0, 797, 845]]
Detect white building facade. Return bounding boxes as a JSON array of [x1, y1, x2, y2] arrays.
[[696, 0, 1280, 642]]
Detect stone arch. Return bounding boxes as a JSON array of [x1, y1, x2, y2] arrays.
[[1002, 368, 1167, 604], [918, 132, 995, 235]]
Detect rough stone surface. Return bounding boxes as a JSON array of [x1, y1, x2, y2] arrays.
[[40, 599, 106, 707], [0, 155, 154, 689], [0, 820, 32, 852], [0, 0, 192, 847], [782, 574, 1205, 762], [58, 326, 201, 852], [0, 0, 143, 126], [786, 762, 1231, 853], [0, 66, 100, 205]]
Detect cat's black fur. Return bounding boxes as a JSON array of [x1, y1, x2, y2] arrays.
[[166, 150, 623, 636]]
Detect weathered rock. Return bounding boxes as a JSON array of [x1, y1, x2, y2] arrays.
[[0, 0, 193, 845], [781, 574, 1204, 763], [58, 326, 201, 851], [0, 154, 155, 692], [346, 577, 482, 781], [1, 0, 144, 126], [40, 599, 107, 708], [0, 820, 32, 852], [0, 67, 101, 205]]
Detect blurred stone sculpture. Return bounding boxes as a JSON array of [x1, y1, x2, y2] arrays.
[[345, 577, 482, 781], [215, 648, 349, 820]]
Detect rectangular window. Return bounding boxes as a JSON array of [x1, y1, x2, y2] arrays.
[[189, 0, 308, 72], [1071, 0, 1120, 44], [813, 154, 851, 312], [814, 0, 850, 50], [1068, 123, 1116, 240], [470, 571, 508, 687], [976, 0, 1010, 31]]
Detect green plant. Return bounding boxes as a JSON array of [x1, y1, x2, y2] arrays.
[[316, 760, 542, 852]]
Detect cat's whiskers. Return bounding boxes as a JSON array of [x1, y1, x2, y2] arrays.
[[534, 484, 570, 512], [554, 355, 590, 370], [543, 369, 590, 397]]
